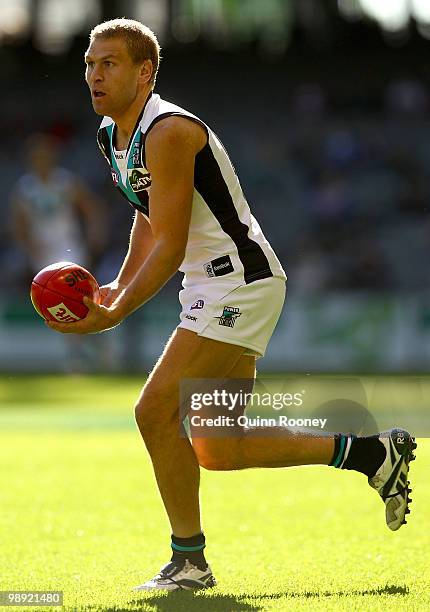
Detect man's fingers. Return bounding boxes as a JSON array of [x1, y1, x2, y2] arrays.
[[83, 297, 110, 317], [44, 298, 116, 335], [100, 292, 114, 307], [83, 296, 99, 311], [45, 320, 76, 334]]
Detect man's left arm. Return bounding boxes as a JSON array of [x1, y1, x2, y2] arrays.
[[48, 116, 206, 334]]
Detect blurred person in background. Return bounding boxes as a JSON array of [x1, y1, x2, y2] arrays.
[[10, 133, 107, 371], [11, 133, 105, 273]]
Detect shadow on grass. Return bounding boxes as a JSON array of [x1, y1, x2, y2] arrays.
[[292, 584, 409, 598], [85, 583, 409, 611], [86, 591, 262, 611]]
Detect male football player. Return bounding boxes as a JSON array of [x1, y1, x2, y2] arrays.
[[49, 19, 416, 591]]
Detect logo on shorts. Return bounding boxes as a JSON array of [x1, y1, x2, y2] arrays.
[[185, 314, 197, 322], [216, 306, 242, 328], [191, 299, 204, 310], [204, 262, 215, 277], [204, 255, 234, 278]]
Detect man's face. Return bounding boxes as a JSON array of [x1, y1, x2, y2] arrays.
[[28, 138, 57, 177], [84, 37, 143, 118]]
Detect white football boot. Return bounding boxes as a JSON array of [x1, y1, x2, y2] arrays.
[[368, 428, 417, 531], [134, 559, 216, 591]]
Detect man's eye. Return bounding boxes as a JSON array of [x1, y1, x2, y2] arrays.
[[104, 61, 113, 67], [86, 61, 94, 69]]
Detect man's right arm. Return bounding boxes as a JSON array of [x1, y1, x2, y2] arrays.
[[10, 193, 41, 263], [101, 211, 154, 306]]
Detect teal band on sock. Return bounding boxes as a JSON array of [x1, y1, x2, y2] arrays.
[[331, 435, 346, 468], [171, 542, 205, 552]]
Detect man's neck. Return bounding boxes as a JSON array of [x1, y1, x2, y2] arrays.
[[113, 88, 152, 150]]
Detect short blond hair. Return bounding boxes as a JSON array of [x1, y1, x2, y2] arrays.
[[90, 18, 161, 86]]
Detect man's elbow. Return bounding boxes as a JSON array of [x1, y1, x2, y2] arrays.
[[160, 240, 186, 269], [169, 244, 187, 268]]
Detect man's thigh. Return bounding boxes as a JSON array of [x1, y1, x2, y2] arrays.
[[138, 328, 250, 409]]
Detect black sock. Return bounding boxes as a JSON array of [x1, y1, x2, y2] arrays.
[[330, 433, 386, 478], [342, 435, 386, 477], [171, 533, 207, 570]]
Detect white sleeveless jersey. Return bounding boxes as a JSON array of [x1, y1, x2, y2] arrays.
[[97, 92, 286, 288]]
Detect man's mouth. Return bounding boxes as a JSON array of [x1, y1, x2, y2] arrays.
[[93, 90, 106, 98]]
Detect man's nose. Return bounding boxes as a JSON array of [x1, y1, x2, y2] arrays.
[[90, 66, 103, 84]]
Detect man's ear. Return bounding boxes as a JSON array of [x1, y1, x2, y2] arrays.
[[139, 59, 153, 85]]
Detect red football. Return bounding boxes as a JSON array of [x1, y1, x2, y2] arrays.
[[30, 261, 101, 323]]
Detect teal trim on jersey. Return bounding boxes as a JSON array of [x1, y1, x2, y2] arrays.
[[107, 124, 142, 207], [331, 435, 346, 468], [171, 543, 205, 552]]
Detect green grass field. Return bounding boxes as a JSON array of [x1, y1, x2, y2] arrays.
[[1, 375, 429, 611]]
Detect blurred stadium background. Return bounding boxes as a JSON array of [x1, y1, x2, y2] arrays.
[[1, 0, 430, 373]]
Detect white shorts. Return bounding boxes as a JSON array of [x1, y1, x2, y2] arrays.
[[178, 276, 286, 357]]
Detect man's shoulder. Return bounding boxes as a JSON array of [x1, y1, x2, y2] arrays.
[[140, 93, 204, 134], [146, 115, 205, 152]]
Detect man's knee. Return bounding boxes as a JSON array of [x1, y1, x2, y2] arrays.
[[134, 400, 151, 431], [198, 455, 236, 471], [134, 385, 177, 435]]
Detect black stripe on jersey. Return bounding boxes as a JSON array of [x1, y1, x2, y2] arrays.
[[142, 111, 272, 283], [194, 143, 273, 284]]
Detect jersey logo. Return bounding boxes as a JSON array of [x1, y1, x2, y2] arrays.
[[132, 141, 141, 165], [215, 306, 242, 328], [111, 169, 119, 186], [128, 169, 151, 192]]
